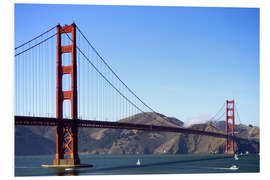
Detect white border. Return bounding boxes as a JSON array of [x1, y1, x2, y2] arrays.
[[2, 0, 269, 180], [12, 0, 261, 7]]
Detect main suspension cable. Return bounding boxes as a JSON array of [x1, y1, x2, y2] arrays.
[[215, 111, 226, 121], [207, 102, 226, 122], [15, 25, 56, 50], [63, 32, 145, 114], [76, 25, 156, 113], [15, 33, 57, 57]]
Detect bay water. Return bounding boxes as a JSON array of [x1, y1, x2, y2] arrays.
[[15, 154, 259, 176]]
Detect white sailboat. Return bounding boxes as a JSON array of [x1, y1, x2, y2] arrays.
[[234, 154, 239, 160], [136, 158, 141, 166]]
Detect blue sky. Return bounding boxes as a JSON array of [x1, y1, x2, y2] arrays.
[[15, 4, 259, 126]]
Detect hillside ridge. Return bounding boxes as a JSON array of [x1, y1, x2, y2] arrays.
[[15, 112, 259, 155]]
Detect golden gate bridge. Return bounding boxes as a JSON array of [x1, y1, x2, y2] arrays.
[[14, 23, 257, 168]]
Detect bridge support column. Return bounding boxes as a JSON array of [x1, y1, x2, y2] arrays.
[[54, 23, 80, 166], [225, 100, 235, 154]]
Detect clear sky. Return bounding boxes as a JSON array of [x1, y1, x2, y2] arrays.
[[14, 4, 259, 126]]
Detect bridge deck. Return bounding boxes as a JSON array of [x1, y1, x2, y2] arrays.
[[15, 116, 256, 144]]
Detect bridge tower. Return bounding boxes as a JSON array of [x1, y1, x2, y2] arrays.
[[225, 100, 235, 154], [54, 23, 80, 165]]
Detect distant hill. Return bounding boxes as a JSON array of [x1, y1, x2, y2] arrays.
[[15, 126, 55, 155], [77, 112, 184, 154], [206, 120, 260, 153], [207, 120, 260, 141], [15, 113, 259, 155]]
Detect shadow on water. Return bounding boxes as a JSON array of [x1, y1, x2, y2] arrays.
[[48, 155, 234, 176], [54, 168, 79, 176]]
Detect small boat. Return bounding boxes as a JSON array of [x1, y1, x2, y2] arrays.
[[234, 154, 239, 160], [136, 159, 141, 166], [229, 165, 239, 170]]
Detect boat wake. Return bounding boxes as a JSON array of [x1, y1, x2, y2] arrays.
[[65, 168, 75, 171], [214, 165, 239, 171], [16, 166, 41, 169]]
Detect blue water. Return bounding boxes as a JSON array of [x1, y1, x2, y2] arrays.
[[15, 154, 259, 176]]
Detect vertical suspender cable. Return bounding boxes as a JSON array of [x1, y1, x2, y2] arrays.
[[16, 55, 18, 115], [40, 36, 43, 116], [46, 34, 48, 117], [87, 38, 90, 120], [101, 56, 103, 121], [37, 39, 39, 116], [32, 41, 35, 116], [34, 39, 37, 116], [22, 44, 25, 115], [29, 40, 32, 116], [235, 103, 242, 125], [26, 46, 28, 115], [77, 32, 79, 118], [49, 34, 51, 117]]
